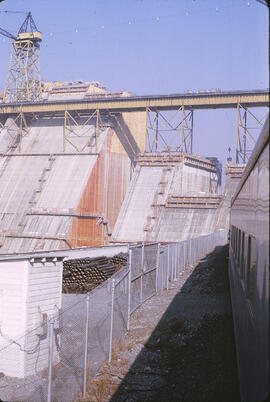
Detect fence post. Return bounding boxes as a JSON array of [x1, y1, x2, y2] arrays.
[[109, 279, 115, 362], [161, 246, 164, 290], [83, 294, 90, 398], [174, 245, 177, 279], [177, 243, 180, 276], [140, 243, 144, 304], [155, 243, 160, 293], [173, 245, 175, 280], [127, 248, 132, 331], [166, 244, 170, 290], [47, 318, 54, 402]]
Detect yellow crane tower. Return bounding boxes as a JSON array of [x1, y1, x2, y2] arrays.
[[0, 12, 42, 103]]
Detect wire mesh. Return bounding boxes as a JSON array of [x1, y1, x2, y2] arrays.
[[130, 274, 141, 313], [0, 230, 228, 402], [141, 244, 158, 302], [0, 323, 50, 402], [143, 244, 158, 270], [156, 245, 165, 292], [86, 278, 114, 377], [130, 246, 143, 280], [50, 297, 87, 402], [142, 267, 156, 302], [111, 269, 129, 345]]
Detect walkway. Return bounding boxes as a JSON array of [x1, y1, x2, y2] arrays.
[[83, 245, 240, 402]]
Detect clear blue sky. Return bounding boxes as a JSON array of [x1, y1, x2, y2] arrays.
[[0, 0, 268, 179]]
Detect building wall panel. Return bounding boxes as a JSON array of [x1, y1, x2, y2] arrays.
[[25, 260, 62, 377], [0, 260, 27, 377], [0, 259, 63, 378]]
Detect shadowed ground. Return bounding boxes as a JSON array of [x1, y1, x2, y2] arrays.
[[84, 245, 240, 402]]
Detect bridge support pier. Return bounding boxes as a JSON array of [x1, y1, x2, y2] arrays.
[[145, 106, 193, 154], [236, 103, 267, 164]]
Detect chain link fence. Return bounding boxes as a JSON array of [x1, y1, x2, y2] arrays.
[[0, 230, 227, 402]]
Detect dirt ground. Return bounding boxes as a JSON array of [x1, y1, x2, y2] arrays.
[[82, 245, 240, 402]]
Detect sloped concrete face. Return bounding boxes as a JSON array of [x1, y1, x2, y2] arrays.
[[0, 116, 131, 254], [112, 153, 223, 243], [112, 165, 166, 242], [214, 164, 246, 230], [155, 208, 217, 242]]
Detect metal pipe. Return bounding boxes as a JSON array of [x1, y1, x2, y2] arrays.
[[140, 243, 144, 304], [83, 294, 90, 397], [47, 318, 54, 402], [5, 234, 72, 249], [127, 248, 132, 331], [166, 245, 170, 290], [155, 243, 160, 293], [161, 246, 164, 290], [174, 245, 176, 279], [109, 278, 115, 363], [115, 270, 129, 287]]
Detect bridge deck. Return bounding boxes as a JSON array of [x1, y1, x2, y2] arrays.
[[0, 89, 268, 115]]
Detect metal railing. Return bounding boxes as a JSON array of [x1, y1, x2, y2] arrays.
[[0, 230, 228, 402]]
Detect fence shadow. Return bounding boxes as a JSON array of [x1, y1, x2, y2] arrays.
[[110, 245, 240, 402]]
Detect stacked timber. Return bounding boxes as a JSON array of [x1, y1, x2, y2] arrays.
[[62, 253, 127, 294]]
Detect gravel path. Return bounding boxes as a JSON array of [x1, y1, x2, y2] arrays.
[[83, 244, 240, 402]]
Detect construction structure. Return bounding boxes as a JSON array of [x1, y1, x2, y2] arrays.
[[214, 163, 247, 230], [0, 12, 42, 103], [0, 82, 268, 253], [0, 82, 146, 253], [111, 152, 223, 243], [0, 89, 268, 162]]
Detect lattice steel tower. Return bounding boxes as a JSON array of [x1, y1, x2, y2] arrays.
[[0, 13, 42, 103]]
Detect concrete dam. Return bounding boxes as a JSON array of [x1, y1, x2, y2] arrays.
[[0, 82, 250, 255], [0, 113, 238, 255], [112, 152, 223, 243]]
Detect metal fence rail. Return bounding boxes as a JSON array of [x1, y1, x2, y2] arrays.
[[0, 230, 228, 402]]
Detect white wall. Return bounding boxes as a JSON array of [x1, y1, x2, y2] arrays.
[[182, 164, 213, 195], [0, 258, 63, 378], [24, 260, 62, 377], [0, 260, 28, 377]]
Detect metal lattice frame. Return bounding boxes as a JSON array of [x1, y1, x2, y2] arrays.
[[146, 106, 193, 153], [4, 40, 41, 103], [63, 110, 104, 153], [0, 112, 29, 152], [236, 103, 267, 163]]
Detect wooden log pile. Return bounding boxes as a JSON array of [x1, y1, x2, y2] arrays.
[[62, 252, 127, 294]]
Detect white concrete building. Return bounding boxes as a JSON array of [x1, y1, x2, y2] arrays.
[[0, 255, 63, 378]]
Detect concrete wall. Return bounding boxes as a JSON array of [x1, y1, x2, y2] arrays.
[[155, 207, 217, 242], [0, 114, 133, 253], [112, 165, 166, 242], [112, 156, 221, 243], [68, 130, 131, 247], [0, 260, 28, 377], [181, 164, 213, 195], [122, 111, 146, 153], [215, 165, 245, 230]]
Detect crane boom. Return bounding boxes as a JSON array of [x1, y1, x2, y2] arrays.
[[0, 12, 41, 42], [0, 27, 16, 40]]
